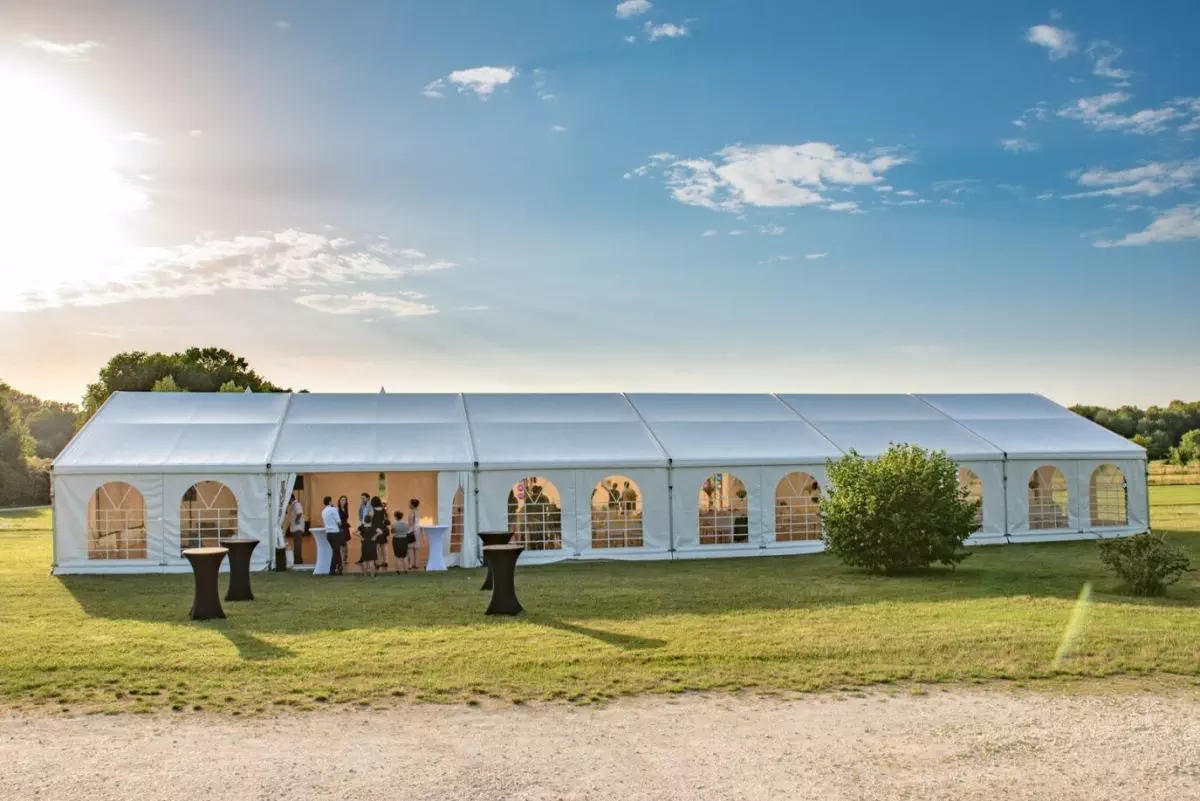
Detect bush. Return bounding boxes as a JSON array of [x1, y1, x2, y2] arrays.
[[1097, 532, 1191, 596], [821, 444, 979, 574]]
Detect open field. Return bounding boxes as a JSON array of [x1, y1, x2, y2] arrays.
[[1150, 460, 1200, 485], [1, 487, 1197, 715]]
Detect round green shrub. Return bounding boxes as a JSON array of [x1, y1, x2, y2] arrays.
[[821, 444, 979, 574]]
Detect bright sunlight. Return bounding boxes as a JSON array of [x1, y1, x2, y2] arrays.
[[0, 68, 146, 309]]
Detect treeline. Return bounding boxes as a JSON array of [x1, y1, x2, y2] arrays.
[[0, 383, 77, 506], [1070, 401, 1200, 462]]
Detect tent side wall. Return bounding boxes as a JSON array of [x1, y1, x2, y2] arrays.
[[53, 473, 166, 574], [1004, 456, 1147, 542]]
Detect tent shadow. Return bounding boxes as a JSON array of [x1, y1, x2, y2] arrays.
[[529, 615, 666, 650]]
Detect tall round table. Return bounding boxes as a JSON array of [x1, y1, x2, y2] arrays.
[[309, 527, 334, 575], [482, 543, 525, 616], [219, 537, 259, 601], [183, 547, 228, 620], [478, 530, 515, 591], [423, 525, 451, 572]]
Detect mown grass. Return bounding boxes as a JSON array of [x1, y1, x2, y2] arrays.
[[1, 489, 1197, 714]]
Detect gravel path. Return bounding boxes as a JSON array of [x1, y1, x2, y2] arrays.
[[3, 690, 1198, 800]]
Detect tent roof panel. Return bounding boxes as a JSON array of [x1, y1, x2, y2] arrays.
[[778, 393, 947, 421], [807, 420, 1003, 460], [465, 393, 641, 423], [627, 393, 802, 422], [471, 421, 666, 469], [648, 421, 844, 467]]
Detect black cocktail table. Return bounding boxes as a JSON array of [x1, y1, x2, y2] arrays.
[[482, 543, 525, 616], [219, 537, 259, 601], [183, 547, 228, 620], [478, 530, 515, 591]]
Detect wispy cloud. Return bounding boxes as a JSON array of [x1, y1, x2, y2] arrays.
[[1012, 102, 1051, 129], [1000, 137, 1041, 152], [615, 0, 652, 18], [1058, 92, 1198, 135], [1087, 41, 1133, 84], [7, 230, 453, 312], [805, 252, 828, 260], [19, 35, 102, 61], [728, 229, 746, 236], [757, 224, 786, 236], [550, 124, 567, 133], [295, 291, 437, 317], [1064, 159, 1200, 198], [1095, 204, 1200, 247], [645, 21, 689, 41], [1025, 24, 1077, 60], [274, 20, 291, 31], [757, 255, 794, 265], [423, 66, 518, 99], [630, 142, 911, 213], [700, 229, 717, 237], [532, 68, 555, 101]]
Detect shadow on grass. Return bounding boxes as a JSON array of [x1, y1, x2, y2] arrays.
[[57, 536, 1200, 633], [219, 629, 295, 661], [529, 616, 666, 650]]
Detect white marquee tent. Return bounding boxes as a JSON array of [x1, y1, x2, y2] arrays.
[[51, 391, 1148, 574]]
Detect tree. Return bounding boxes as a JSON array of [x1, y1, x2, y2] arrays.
[[25, 403, 78, 458], [1098, 533, 1191, 597], [219, 380, 244, 393], [820, 444, 978, 574], [152, 375, 185, 393], [82, 348, 283, 420], [1169, 428, 1200, 466], [0, 393, 40, 507]]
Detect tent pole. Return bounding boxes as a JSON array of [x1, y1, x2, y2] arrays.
[[666, 459, 675, 559], [1001, 455, 1011, 542], [472, 462, 481, 568], [49, 470, 58, 574]]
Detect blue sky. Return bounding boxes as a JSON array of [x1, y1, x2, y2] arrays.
[[0, 1, 1197, 405]]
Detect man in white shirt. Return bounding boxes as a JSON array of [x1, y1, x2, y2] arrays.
[[320, 495, 343, 575], [288, 493, 305, 564]]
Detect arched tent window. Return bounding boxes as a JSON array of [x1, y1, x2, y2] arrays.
[[450, 486, 465, 554], [88, 482, 147, 560], [591, 476, 644, 548], [507, 477, 562, 551], [699, 473, 748, 545], [181, 481, 238, 553], [1028, 466, 1069, 530], [1089, 464, 1128, 527], [775, 472, 821, 542], [957, 467, 984, 531]]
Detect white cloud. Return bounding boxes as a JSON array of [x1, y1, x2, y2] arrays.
[[1088, 41, 1133, 83], [873, 185, 894, 193], [1000, 137, 1041, 152], [1025, 24, 1077, 60], [1012, 102, 1051, 129], [757, 254, 794, 265], [894, 199, 930, 206], [931, 179, 980, 196], [1064, 159, 1200, 198], [804, 252, 828, 260], [636, 142, 910, 213], [1095, 204, 1200, 247], [295, 290, 437, 317], [424, 66, 518, 99], [623, 35, 638, 44], [274, 20, 291, 30], [615, 0, 652, 18], [645, 21, 688, 41], [532, 68, 555, 101], [757, 224, 786, 235], [121, 132, 160, 145], [550, 124, 567, 133], [1057, 92, 1197, 135], [826, 201, 862, 212], [700, 229, 717, 237], [1037, 192, 1054, 200], [894, 189, 917, 197], [19, 35, 102, 60], [8, 229, 454, 312], [728, 229, 746, 236]]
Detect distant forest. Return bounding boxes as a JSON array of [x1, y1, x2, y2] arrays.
[[1070, 402, 1200, 462]]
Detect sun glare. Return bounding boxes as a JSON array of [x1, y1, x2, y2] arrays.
[[0, 69, 146, 308]]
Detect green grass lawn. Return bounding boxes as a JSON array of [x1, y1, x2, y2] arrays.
[[1, 489, 1198, 714]]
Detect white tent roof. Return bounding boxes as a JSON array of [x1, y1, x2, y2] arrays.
[[778, 394, 1004, 461], [54, 391, 1144, 474], [54, 392, 291, 474], [465, 394, 666, 469], [270, 393, 474, 472], [625, 394, 843, 467], [917, 394, 1145, 460]]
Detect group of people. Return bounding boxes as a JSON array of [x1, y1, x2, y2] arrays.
[[310, 492, 424, 575]]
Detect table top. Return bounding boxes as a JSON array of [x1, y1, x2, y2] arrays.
[[183, 547, 229, 556], [478, 531, 514, 542], [218, 538, 259, 545], [482, 543, 524, 552], [424, 524, 450, 534]]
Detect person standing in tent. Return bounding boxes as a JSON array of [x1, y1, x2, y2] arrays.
[[321, 496, 343, 576], [405, 498, 422, 571], [288, 492, 305, 563], [358, 492, 372, 530], [337, 495, 351, 567]]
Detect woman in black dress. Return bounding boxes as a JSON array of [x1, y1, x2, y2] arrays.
[[336, 496, 351, 574], [369, 496, 389, 571], [357, 498, 383, 575]]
